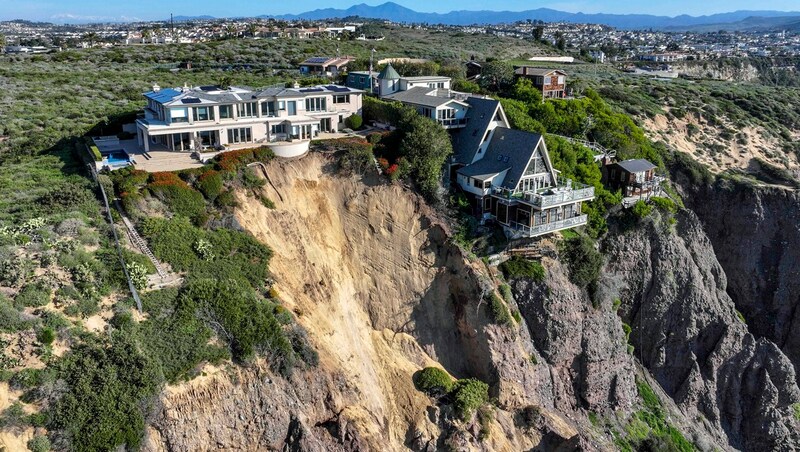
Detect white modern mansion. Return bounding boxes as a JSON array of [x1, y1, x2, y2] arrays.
[[136, 83, 363, 158]]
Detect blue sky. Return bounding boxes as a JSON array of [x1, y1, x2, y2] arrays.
[[1, 0, 798, 22]]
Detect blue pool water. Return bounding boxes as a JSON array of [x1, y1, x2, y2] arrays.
[[104, 150, 130, 166]]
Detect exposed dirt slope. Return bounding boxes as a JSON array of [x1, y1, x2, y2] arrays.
[[143, 154, 585, 451]]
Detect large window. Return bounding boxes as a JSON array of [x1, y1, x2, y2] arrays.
[[237, 102, 257, 118], [193, 106, 215, 122], [227, 127, 252, 144], [333, 94, 350, 104], [438, 108, 456, 120], [305, 97, 326, 112], [261, 101, 277, 117], [219, 105, 233, 119], [170, 108, 188, 123], [271, 124, 286, 134]]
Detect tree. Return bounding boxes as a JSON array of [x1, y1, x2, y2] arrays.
[[399, 115, 453, 201], [533, 26, 544, 41], [0, 34, 6, 50], [478, 60, 515, 93], [247, 23, 258, 38], [82, 32, 99, 47], [225, 24, 238, 39]]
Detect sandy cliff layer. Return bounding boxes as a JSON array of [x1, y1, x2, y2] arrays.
[[144, 154, 584, 451]]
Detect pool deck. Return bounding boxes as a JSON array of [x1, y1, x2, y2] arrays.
[[120, 140, 206, 172], [99, 128, 370, 173]]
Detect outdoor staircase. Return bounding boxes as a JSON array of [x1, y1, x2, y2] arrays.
[[115, 201, 168, 278]]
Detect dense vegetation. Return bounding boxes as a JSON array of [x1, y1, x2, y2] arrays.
[[413, 367, 490, 421]]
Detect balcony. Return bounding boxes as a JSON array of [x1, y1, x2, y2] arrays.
[[507, 214, 588, 238], [437, 117, 467, 129], [629, 175, 666, 189], [491, 184, 595, 209], [525, 186, 595, 209]]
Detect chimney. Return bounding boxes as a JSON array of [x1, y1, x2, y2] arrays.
[[152, 83, 161, 92]]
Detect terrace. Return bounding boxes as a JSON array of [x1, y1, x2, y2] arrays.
[[492, 183, 595, 210]]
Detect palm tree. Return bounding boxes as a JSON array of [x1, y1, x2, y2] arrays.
[[225, 24, 237, 39], [247, 23, 258, 38], [82, 32, 99, 47], [141, 29, 152, 44]]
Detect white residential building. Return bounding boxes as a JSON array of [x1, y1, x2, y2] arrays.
[[136, 83, 363, 158]]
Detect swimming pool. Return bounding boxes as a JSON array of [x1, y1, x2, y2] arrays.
[[103, 150, 131, 167]]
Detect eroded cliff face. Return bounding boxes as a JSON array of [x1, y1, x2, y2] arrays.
[[143, 153, 798, 452], [143, 154, 585, 451], [679, 176, 800, 384], [598, 209, 800, 451]]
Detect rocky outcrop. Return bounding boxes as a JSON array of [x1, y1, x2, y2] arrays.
[[673, 61, 760, 82], [598, 209, 800, 451], [511, 252, 638, 417], [680, 177, 800, 383]]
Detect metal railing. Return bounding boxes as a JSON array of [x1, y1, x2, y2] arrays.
[[491, 184, 595, 208], [437, 117, 467, 127], [508, 214, 588, 237], [526, 186, 595, 208]]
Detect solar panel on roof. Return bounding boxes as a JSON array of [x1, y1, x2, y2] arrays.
[[305, 57, 329, 64], [199, 85, 218, 91], [298, 88, 324, 93], [182, 98, 201, 104], [328, 85, 351, 92]]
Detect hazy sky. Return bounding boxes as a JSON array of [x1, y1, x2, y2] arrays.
[[1, 0, 799, 22]]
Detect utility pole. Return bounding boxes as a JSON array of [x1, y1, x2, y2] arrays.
[[369, 48, 376, 94], [170, 13, 174, 38]]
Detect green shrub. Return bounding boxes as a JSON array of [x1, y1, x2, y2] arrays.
[[215, 189, 238, 208], [147, 174, 206, 220], [792, 403, 800, 421], [196, 170, 223, 200], [338, 139, 374, 174], [47, 334, 163, 452], [413, 367, 454, 396], [499, 256, 545, 281], [451, 378, 489, 421], [649, 197, 677, 214], [345, 113, 363, 130], [0, 297, 30, 332], [37, 327, 56, 345], [28, 435, 51, 452], [632, 200, 653, 219], [242, 167, 266, 188], [560, 235, 603, 290], [178, 279, 294, 372], [126, 261, 149, 290], [488, 294, 512, 325], [136, 289, 229, 382], [14, 282, 51, 309], [259, 195, 276, 209]]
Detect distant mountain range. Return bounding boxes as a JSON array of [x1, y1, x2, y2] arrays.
[[170, 2, 800, 31]]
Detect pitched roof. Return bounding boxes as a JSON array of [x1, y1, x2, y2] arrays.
[[513, 67, 566, 76], [485, 128, 545, 190], [383, 87, 464, 108], [377, 63, 400, 80], [450, 97, 502, 165], [616, 159, 656, 173]]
